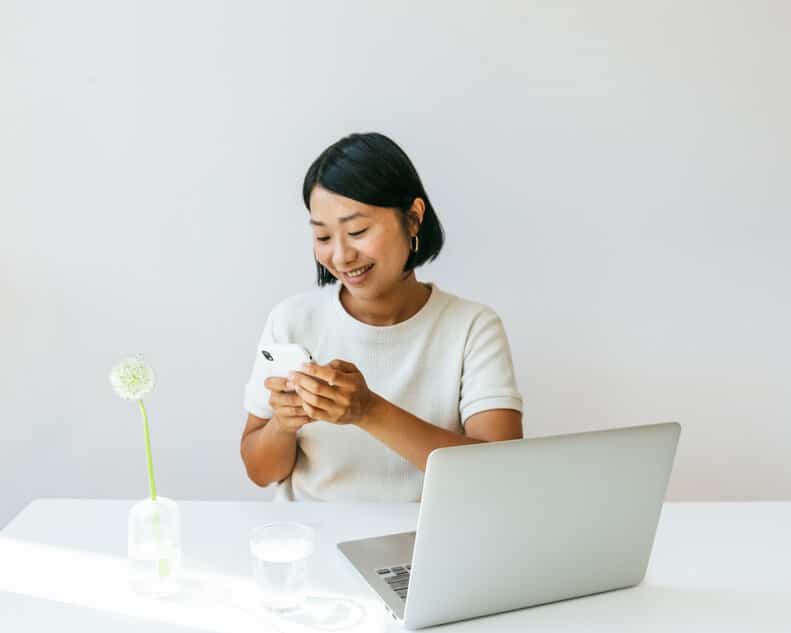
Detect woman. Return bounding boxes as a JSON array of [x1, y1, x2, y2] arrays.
[[241, 132, 523, 501]]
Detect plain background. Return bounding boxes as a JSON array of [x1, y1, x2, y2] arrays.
[[2, 1, 790, 529]]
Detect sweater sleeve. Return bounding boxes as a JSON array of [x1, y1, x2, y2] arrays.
[[243, 310, 278, 419], [459, 308, 524, 426]]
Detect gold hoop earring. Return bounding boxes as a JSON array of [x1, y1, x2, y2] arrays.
[[411, 235, 420, 253]]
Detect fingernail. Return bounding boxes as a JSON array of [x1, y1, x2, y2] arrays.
[[288, 371, 295, 379], [286, 380, 294, 389]]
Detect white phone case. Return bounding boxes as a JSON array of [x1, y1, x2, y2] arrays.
[[250, 343, 313, 392]]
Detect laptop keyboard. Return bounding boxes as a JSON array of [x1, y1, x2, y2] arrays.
[[375, 564, 411, 601]]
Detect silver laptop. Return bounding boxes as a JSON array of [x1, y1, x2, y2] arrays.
[[337, 421, 681, 629]]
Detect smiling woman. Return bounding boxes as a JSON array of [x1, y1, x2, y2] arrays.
[[240, 132, 524, 502]]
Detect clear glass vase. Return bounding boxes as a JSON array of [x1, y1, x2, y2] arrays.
[[127, 496, 182, 597]]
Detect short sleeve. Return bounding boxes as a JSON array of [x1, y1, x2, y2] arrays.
[[459, 309, 524, 426], [243, 311, 277, 419]]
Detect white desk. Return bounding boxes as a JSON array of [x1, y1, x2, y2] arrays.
[[1, 500, 789, 632]]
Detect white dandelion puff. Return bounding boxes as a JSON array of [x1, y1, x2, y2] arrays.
[[109, 355, 155, 400]]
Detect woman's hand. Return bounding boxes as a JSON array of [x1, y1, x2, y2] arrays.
[[288, 359, 375, 426], [264, 377, 314, 434]]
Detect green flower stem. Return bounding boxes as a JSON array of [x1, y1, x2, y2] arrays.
[[138, 399, 158, 500], [137, 399, 170, 577]]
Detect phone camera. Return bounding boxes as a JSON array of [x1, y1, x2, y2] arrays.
[[261, 350, 274, 361]]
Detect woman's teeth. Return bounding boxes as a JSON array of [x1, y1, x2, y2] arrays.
[[346, 264, 373, 277]]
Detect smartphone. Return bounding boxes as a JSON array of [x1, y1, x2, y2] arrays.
[[251, 343, 313, 393]]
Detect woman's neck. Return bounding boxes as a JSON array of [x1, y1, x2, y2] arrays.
[[340, 273, 432, 326]]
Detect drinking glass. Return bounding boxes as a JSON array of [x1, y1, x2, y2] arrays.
[[250, 522, 315, 613]]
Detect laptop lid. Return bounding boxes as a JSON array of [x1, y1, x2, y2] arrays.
[[403, 421, 681, 629]]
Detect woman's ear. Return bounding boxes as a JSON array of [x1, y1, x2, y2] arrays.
[[406, 198, 425, 236], [410, 197, 426, 225]]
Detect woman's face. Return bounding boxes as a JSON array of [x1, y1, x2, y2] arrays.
[[309, 185, 416, 295]]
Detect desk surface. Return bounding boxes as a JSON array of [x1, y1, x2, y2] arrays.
[[1, 500, 789, 632]]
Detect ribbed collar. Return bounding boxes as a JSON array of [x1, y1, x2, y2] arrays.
[[331, 281, 445, 343]]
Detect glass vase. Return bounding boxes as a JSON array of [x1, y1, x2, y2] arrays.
[[127, 496, 182, 597]]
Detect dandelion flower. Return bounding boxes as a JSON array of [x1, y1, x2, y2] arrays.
[[108, 353, 159, 500], [110, 355, 155, 400], [109, 353, 170, 577]]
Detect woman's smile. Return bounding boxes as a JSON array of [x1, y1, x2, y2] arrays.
[[342, 263, 374, 285]]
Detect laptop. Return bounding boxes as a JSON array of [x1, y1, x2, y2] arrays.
[[337, 421, 681, 629]]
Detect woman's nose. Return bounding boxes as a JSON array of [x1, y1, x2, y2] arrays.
[[332, 238, 356, 268]]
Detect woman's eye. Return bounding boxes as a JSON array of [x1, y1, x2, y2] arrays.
[[316, 229, 367, 242]]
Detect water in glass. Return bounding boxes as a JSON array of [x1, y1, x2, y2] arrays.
[[250, 523, 314, 612]]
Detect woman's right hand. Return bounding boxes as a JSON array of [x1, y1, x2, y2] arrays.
[[265, 376, 313, 434]]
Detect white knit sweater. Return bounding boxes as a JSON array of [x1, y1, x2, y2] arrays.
[[243, 282, 523, 501]]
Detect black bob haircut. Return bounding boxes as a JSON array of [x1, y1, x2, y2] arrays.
[[302, 132, 445, 286]]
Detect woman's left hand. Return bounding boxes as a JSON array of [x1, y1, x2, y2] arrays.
[[288, 359, 375, 426]]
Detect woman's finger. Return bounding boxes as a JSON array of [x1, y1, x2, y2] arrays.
[[301, 400, 335, 421], [265, 377, 291, 392], [297, 363, 351, 388], [270, 391, 300, 408], [291, 371, 345, 397], [329, 359, 357, 373], [301, 401, 315, 417], [294, 383, 336, 410]]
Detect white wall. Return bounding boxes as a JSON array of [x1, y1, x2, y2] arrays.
[[2, 0, 790, 528]]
